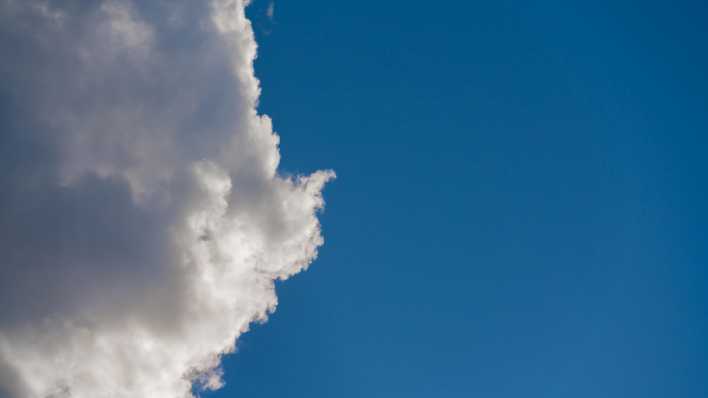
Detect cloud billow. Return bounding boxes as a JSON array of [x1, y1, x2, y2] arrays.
[[0, 1, 333, 397]]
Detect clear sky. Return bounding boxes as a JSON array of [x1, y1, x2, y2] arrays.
[[207, 1, 708, 397]]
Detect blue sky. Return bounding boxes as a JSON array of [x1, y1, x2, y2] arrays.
[[206, 1, 708, 397]]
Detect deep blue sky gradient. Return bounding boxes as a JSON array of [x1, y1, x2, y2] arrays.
[[207, 1, 708, 397]]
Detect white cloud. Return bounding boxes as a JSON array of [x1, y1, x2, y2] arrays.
[[0, 1, 333, 397], [266, 1, 275, 21]]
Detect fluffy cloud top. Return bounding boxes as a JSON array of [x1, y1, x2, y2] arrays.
[[0, 1, 333, 397]]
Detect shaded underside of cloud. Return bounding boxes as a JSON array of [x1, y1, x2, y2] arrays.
[[0, 1, 333, 397]]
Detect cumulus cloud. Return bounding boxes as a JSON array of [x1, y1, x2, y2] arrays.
[[0, 1, 333, 397]]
